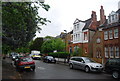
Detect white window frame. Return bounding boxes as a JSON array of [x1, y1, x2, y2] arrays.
[[104, 31, 108, 40], [77, 24, 79, 30], [109, 47, 114, 58], [109, 30, 113, 39], [105, 47, 108, 58], [115, 46, 119, 58], [84, 32, 88, 41], [114, 29, 118, 38]]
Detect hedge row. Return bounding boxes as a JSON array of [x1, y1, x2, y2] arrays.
[[48, 52, 70, 58]]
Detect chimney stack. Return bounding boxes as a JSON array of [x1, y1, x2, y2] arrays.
[[91, 11, 97, 22], [90, 11, 97, 30], [100, 6, 106, 25]]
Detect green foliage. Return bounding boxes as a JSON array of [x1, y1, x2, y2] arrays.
[[41, 38, 65, 53], [29, 37, 44, 51], [72, 48, 83, 56], [45, 36, 54, 39], [48, 52, 70, 58], [2, 44, 11, 54], [15, 47, 30, 53], [2, 2, 50, 54]]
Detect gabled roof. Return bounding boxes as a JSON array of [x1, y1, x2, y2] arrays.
[[73, 18, 84, 24], [82, 18, 92, 31], [98, 19, 108, 29]]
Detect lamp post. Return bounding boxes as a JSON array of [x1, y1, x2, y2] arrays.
[[64, 30, 67, 63], [64, 30, 67, 52]]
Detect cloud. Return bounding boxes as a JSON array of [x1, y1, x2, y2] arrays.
[[35, 0, 120, 38]]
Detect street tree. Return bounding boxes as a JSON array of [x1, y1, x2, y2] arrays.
[[2, 1, 50, 54], [41, 38, 65, 53], [29, 37, 44, 51]]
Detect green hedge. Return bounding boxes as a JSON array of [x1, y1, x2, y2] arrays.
[[48, 52, 70, 58]]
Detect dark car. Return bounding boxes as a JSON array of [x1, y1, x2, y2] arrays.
[[104, 58, 120, 79], [14, 57, 35, 71], [43, 56, 56, 63]]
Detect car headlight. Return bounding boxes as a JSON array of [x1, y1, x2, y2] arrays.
[[13, 57, 15, 58], [90, 65, 96, 68]]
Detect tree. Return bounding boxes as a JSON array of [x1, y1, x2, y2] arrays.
[[41, 38, 65, 53], [73, 48, 83, 56], [2, 1, 50, 54], [29, 37, 44, 51], [54, 38, 65, 52]]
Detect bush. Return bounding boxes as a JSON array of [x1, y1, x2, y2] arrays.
[[48, 52, 70, 58]]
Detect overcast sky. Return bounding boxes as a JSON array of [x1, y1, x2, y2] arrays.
[[35, 0, 120, 38]]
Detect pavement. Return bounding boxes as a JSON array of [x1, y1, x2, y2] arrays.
[[55, 58, 69, 66], [2, 58, 21, 80]]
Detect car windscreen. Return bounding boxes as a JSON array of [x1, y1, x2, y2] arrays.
[[20, 58, 33, 62], [47, 56, 53, 59]]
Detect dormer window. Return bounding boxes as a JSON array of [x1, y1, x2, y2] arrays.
[[108, 11, 118, 24]]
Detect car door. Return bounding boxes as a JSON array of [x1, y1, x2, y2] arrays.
[[75, 58, 84, 69], [70, 58, 78, 68]]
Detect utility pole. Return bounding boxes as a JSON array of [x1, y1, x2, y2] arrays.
[[64, 30, 67, 63]]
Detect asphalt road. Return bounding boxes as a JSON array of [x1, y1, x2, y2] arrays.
[[18, 60, 114, 79]]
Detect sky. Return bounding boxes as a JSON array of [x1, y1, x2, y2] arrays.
[[35, 0, 120, 38]]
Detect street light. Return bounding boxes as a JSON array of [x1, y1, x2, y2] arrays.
[[64, 30, 67, 52], [64, 30, 67, 63]]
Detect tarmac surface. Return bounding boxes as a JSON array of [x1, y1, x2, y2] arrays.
[[2, 58, 21, 80]]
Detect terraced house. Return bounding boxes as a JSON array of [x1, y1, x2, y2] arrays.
[[93, 2, 120, 64], [103, 6, 120, 63], [67, 2, 120, 64]]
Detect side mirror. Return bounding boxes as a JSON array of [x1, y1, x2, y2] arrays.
[[81, 61, 85, 63]]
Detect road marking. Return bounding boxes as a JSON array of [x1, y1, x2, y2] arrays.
[[37, 67, 45, 70]]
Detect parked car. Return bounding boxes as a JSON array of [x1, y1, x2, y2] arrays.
[[14, 57, 35, 71], [69, 57, 103, 73], [43, 56, 56, 63], [10, 53, 19, 61], [31, 54, 41, 60], [104, 58, 120, 79]]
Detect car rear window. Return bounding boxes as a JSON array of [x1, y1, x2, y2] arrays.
[[20, 58, 33, 62]]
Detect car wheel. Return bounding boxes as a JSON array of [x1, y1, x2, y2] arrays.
[[69, 64, 73, 69], [54, 61, 56, 63], [85, 66, 90, 73], [112, 71, 119, 79], [46, 60, 49, 63], [32, 68, 35, 71]]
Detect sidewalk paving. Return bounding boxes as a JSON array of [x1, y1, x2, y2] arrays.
[[2, 58, 21, 80], [56, 58, 69, 66]]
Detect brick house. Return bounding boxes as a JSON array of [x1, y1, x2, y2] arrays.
[[92, 6, 106, 64], [68, 10, 99, 57], [102, 8, 120, 63], [66, 30, 73, 54]]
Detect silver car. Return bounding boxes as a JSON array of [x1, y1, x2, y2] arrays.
[[69, 57, 103, 72]]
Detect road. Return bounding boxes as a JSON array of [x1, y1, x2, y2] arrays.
[[18, 60, 114, 79]]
